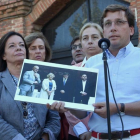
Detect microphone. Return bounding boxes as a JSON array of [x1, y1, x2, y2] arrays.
[[98, 38, 110, 50]]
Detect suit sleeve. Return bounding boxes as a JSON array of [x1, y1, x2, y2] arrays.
[[0, 114, 26, 140], [43, 109, 60, 139], [22, 71, 34, 85], [0, 78, 26, 140]]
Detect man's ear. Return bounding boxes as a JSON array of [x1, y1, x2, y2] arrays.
[[130, 26, 134, 36]]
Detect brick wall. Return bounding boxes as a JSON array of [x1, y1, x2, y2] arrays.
[[0, 0, 33, 37], [0, 0, 70, 38], [0, 0, 140, 45]]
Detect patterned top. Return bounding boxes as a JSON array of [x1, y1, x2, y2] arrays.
[[11, 74, 39, 140]]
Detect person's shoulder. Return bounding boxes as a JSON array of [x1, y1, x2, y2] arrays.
[[133, 46, 140, 52], [0, 72, 2, 80], [86, 53, 102, 67], [24, 70, 32, 73], [130, 46, 140, 57], [0, 69, 9, 79], [43, 78, 48, 81]]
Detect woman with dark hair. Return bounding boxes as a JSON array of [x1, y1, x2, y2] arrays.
[[0, 31, 60, 140], [24, 32, 52, 62], [0, 31, 29, 72]]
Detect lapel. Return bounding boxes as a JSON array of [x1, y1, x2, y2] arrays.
[[30, 70, 35, 81], [1, 69, 23, 113], [81, 80, 83, 90], [33, 103, 40, 125], [33, 103, 47, 126]]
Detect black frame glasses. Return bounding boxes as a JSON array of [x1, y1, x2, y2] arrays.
[[103, 19, 128, 28], [71, 44, 82, 50]]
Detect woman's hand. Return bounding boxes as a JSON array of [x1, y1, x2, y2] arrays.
[[46, 90, 52, 95]]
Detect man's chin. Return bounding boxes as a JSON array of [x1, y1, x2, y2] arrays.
[[75, 57, 83, 63], [110, 41, 120, 48]]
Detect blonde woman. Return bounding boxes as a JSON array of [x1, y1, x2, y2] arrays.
[[40, 73, 56, 100], [75, 22, 103, 67]]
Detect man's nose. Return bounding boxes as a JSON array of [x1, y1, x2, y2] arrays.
[[110, 21, 117, 31]]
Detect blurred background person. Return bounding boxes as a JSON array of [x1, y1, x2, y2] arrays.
[[70, 36, 85, 65], [25, 32, 52, 92], [0, 31, 60, 140], [25, 32, 52, 62], [40, 73, 56, 100]]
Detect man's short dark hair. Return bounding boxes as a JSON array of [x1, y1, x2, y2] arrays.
[[70, 36, 80, 50], [63, 72, 69, 76], [101, 4, 135, 29]]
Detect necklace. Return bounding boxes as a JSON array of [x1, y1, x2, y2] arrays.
[[10, 72, 28, 107], [9, 73, 18, 87]]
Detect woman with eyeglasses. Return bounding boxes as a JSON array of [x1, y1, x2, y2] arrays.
[[0, 31, 60, 140]]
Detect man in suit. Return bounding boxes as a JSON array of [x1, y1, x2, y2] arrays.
[[55, 72, 73, 102], [70, 36, 85, 65], [19, 65, 41, 97], [75, 74, 94, 104]]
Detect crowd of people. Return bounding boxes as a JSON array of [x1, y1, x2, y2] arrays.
[[0, 3, 140, 140]]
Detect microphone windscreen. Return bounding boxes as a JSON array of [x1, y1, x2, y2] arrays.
[[98, 38, 110, 49]]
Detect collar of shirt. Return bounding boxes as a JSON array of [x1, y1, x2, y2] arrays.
[[106, 41, 133, 59], [63, 78, 67, 81], [81, 57, 87, 67]]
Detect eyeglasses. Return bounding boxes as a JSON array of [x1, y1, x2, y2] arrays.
[[103, 19, 128, 28], [71, 44, 82, 50], [21, 102, 28, 119]]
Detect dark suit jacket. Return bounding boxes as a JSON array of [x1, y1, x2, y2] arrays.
[[74, 80, 95, 104], [0, 69, 60, 140], [54, 76, 74, 102]]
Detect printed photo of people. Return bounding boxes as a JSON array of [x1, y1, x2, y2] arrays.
[[15, 59, 98, 111]]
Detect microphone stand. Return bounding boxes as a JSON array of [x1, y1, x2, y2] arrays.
[[102, 49, 111, 140]]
